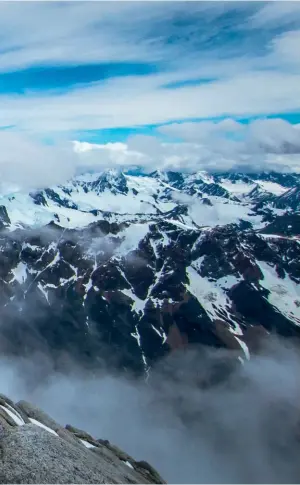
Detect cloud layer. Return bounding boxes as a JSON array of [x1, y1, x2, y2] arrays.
[[0, 116, 299, 192], [74, 118, 300, 176]]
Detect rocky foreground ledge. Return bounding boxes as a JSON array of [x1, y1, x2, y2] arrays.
[[0, 393, 165, 484]]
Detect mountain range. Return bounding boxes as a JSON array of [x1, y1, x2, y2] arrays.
[[0, 169, 299, 377]]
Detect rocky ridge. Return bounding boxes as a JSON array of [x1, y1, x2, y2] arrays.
[[0, 393, 165, 484]]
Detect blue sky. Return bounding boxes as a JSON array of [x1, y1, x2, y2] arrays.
[[0, 1, 299, 188]]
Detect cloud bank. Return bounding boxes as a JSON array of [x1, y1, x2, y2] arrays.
[[0, 117, 299, 192], [74, 118, 300, 176]]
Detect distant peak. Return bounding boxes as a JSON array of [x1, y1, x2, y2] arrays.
[[91, 170, 128, 195]]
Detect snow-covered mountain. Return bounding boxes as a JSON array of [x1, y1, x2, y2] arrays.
[[0, 169, 299, 374]]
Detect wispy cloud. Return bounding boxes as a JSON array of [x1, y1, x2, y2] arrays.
[[1, 69, 300, 133]]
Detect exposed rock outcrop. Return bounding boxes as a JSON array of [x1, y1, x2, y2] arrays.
[[0, 394, 166, 484]]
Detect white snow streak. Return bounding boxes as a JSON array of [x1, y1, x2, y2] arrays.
[[80, 439, 96, 449], [257, 261, 300, 325], [37, 282, 49, 304], [10, 262, 27, 284], [0, 405, 25, 425], [29, 418, 59, 436], [234, 336, 250, 360]]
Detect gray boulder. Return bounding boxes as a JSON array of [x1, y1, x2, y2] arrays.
[[0, 407, 18, 428], [65, 424, 98, 445], [135, 460, 166, 484], [56, 427, 86, 449], [17, 400, 61, 432], [0, 395, 30, 424]]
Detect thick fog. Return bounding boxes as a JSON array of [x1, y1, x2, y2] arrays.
[[0, 337, 300, 483]]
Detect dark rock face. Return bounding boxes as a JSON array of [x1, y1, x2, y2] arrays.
[[229, 281, 300, 336], [30, 190, 79, 210], [0, 395, 165, 484], [91, 171, 129, 195], [272, 186, 300, 211], [214, 171, 300, 188], [164, 171, 185, 189], [30, 191, 48, 206], [45, 189, 79, 210], [261, 213, 300, 237], [0, 205, 10, 227]]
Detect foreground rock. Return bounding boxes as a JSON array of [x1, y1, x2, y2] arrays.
[[0, 394, 165, 484]]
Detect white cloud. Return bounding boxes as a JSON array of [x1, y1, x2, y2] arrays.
[[0, 133, 75, 192], [247, 118, 300, 154], [248, 2, 300, 29], [160, 118, 300, 155], [0, 3, 152, 71], [73, 140, 149, 172], [159, 118, 244, 143], [268, 30, 300, 69]]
